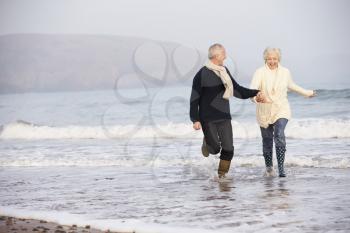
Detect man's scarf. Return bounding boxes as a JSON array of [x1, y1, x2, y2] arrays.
[[205, 60, 234, 100]]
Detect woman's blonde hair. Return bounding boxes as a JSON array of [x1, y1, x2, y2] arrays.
[[263, 47, 281, 62]]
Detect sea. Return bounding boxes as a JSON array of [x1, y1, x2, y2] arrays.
[[0, 84, 349, 232]]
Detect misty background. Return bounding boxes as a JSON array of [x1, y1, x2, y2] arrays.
[[0, 0, 349, 93]]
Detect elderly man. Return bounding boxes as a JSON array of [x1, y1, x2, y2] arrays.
[[190, 43, 264, 179]]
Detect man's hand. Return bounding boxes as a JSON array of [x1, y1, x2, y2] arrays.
[[193, 121, 202, 130]]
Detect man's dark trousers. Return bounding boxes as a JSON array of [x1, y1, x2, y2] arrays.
[[201, 119, 234, 161]]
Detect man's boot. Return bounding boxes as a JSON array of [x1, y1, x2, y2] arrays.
[[218, 159, 231, 178], [276, 147, 286, 177], [201, 137, 209, 157]]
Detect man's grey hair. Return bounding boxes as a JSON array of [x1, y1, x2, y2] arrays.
[[263, 47, 282, 61], [208, 43, 225, 59]]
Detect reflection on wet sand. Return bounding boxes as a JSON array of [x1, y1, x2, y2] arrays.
[[218, 179, 236, 192], [262, 178, 291, 211]]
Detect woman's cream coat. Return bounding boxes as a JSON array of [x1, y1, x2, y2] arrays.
[[250, 64, 313, 128]]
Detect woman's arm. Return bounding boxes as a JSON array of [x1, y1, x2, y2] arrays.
[[287, 71, 314, 97]]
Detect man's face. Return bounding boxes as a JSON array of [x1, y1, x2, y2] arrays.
[[266, 52, 279, 70], [216, 49, 226, 65]]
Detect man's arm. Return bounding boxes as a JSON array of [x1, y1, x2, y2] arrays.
[[190, 70, 202, 123], [226, 68, 259, 99]]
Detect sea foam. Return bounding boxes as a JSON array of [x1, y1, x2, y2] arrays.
[[1, 118, 349, 140]]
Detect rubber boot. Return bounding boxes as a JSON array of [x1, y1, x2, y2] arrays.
[[263, 151, 273, 167], [263, 151, 275, 177], [276, 147, 286, 177], [218, 159, 231, 178]]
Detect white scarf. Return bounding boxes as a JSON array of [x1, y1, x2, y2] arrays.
[[205, 60, 234, 100]]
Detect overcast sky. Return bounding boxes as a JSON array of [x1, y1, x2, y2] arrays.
[[1, 0, 349, 86]]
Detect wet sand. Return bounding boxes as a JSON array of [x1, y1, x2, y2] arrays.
[[0, 216, 132, 233], [1, 166, 350, 233]]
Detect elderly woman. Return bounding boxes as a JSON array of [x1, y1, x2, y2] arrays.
[[250, 47, 316, 177]]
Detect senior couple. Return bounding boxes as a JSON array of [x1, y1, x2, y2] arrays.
[[190, 43, 316, 178]]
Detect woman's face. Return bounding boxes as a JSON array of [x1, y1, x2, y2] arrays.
[[266, 52, 279, 70]]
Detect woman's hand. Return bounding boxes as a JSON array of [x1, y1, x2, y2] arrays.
[[193, 121, 202, 130], [309, 90, 317, 98]]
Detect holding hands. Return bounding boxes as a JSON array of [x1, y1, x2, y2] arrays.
[[256, 91, 270, 103]]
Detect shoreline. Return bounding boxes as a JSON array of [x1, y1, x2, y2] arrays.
[[1, 167, 350, 233], [0, 215, 132, 233]]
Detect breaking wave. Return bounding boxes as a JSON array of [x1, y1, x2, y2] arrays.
[[1, 118, 349, 140]]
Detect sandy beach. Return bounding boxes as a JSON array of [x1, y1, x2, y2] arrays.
[[1, 0, 350, 232], [1, 88, 349, 233], [1, 165, 350, 233], [0, 215, 130, 233]]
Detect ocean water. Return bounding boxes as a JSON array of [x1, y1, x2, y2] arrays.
[[0, 86, 350, 232]]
